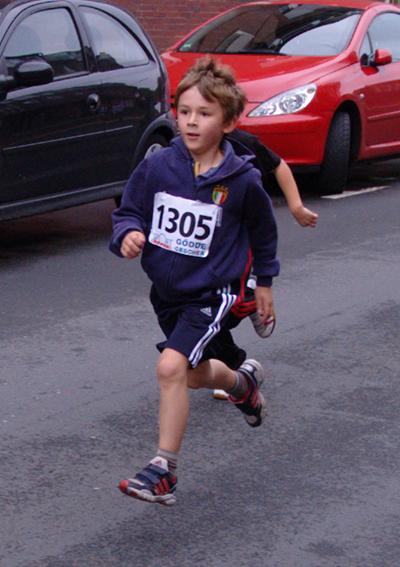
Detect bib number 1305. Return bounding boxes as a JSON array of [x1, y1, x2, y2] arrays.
[[149, 192, 219, 258]]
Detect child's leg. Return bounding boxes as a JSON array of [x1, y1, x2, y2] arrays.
[[187, 358, 237, 391], [157, 347, 190, 453], [118, 347, 188, 506]]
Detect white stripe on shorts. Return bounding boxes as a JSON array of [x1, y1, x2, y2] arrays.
[[188, 290, 237, 367]]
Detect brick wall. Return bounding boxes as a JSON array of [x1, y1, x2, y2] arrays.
[[115, 0, 244, 53]]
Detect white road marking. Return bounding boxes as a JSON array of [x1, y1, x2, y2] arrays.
[[322, 185, 389, 199]]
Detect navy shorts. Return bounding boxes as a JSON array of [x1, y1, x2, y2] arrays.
[[150, 285, 240, 368]]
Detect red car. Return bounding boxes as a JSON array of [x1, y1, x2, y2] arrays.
[[162, 0, 400, 194]]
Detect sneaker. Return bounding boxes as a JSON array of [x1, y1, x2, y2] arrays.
[[213, 388, 229, 400], [250, 312, 276, 338], [229, 359, 266, 427], [118, 456, 177, 506], [213, 358, 265, 402]]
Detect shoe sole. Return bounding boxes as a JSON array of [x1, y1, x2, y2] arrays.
[[250, 313, 276, 338], [119, 481, 176, 506], [237, 359, 267, 426], [245, 392, 267, 427]]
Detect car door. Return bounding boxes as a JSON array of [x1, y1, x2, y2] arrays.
[[80, 5, 162, 182], [0, 4, 105, 204], [360, 11, 400, 154]]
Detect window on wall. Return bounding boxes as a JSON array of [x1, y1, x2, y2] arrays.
[[4, 8, 85, 77], [82, 7, 149, 70], [368, 13, 400, 62]]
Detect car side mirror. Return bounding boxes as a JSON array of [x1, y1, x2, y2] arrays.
[[0, 73, 15, 100], [14, 59, 54, 87], [373, 48, 392, 67]]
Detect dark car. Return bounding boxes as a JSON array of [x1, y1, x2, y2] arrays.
[[0, 0, 176, 220]]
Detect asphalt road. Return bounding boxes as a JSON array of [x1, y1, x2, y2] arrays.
[[1, 164, 400, 567]]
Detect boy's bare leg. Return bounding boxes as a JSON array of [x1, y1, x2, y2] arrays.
[[157, 348, 191, 453], [187, 359, 237, 391]]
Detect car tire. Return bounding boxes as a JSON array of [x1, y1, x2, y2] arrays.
[[114, 133, 170, 207], [317, 111, 351, 196], [135, 133, 170, 164]]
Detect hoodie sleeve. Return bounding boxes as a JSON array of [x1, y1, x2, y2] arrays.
[[243, 170, 280, 286], [109, 159, 150, 257]]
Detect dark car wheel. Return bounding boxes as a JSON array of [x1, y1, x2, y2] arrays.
[[316, 111, 351, 196], [114, 133, 170, 206], [141, 133, 170, 160]]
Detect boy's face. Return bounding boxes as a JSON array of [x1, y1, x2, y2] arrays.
[[177, 86, 236, 158]]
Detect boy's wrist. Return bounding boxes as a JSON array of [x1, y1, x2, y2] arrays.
[[288, 200, 303, 213]]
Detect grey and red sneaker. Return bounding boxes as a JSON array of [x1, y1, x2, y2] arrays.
[[229, 359, 266, 427], [119, 456, 177, 506], [249, 312, 276, 338]]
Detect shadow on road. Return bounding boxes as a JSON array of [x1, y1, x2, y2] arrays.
[[0, 199, 115, 263]]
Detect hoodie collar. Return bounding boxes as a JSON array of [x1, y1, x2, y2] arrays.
[[171, 135, 254, 183]]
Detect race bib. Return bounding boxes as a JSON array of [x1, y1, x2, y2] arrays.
[[149, 192, 219, 258]]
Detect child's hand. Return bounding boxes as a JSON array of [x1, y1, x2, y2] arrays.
[[121, 230, 146, 258], [291, 204, 319, 227], [254, 286, 274, 325]]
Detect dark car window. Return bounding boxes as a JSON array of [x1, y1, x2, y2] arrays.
[[179, 4, 361, 57], [81, 7, 149, 70], [368, 13, 400, 62], [4, 8, 85, 77]]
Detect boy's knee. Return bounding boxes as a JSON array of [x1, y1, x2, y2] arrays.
[[157, 349, 188, 385]]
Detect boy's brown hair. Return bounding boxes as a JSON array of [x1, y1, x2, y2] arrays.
[[174, 57, 247, 124]]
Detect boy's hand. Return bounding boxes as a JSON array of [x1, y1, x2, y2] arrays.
[[255, 286, 274, 325], [291, 204, 319, 227], [121, 230, 146, 258]]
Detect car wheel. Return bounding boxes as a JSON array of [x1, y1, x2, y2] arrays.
[[317, 111, 351, 196], [114, 133, 170, 207], [137, 134, 169, 168]]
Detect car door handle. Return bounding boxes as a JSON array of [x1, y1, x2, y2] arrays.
[[87, 93, 101, 112]]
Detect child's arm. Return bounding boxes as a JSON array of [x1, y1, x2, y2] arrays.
[[110, 160, 149, 257], [273, 160, 319, 227]]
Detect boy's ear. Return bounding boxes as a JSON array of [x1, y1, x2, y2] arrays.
[[223, 118, 239, 134]]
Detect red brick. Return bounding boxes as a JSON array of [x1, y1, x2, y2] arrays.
[[115, 0, 244, 52]]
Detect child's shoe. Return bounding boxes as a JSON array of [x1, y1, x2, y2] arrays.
[[213, 388, 229, 400], [229, 359, 266, 427], [119, 456, 177, 506], [249, 312, 276, 338]]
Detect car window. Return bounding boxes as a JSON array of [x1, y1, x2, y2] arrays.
[[81, 7, 149, 70], [4, 8, 85, 77], [179, 4, 361, 57], [368, 13, 400, 62]]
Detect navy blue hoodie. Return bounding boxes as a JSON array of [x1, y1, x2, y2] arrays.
[[110, 136, 279, 301]]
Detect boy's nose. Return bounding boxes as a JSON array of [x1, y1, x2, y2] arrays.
[[188, 113, 198, 126]]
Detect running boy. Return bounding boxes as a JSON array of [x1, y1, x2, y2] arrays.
[[109, 57, 279, 505]]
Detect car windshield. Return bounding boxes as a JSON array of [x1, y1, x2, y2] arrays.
[[178, 4, 362, 56]]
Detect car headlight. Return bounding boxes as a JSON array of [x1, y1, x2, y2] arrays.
[[248, 84, 317, 117]]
